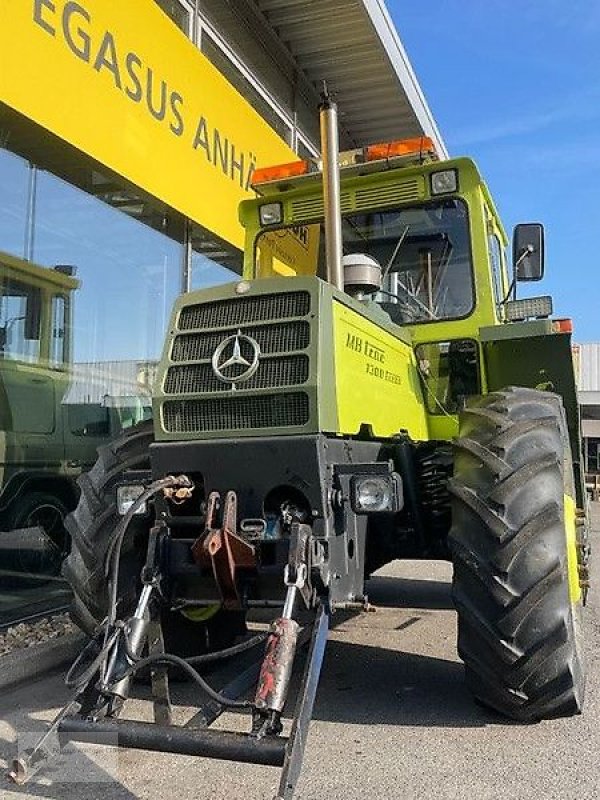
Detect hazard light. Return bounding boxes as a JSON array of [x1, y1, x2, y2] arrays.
[[553, 318, 573, 333], [365, 136, 437, 162], [252, 160, 311, 186]]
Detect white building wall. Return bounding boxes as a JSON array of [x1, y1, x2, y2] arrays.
[[576, 343, 600, 392]]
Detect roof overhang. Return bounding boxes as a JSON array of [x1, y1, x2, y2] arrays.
[[253, 0, 447, 156]]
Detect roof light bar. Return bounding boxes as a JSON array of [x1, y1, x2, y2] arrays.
[[366, 136, 437, 162], [252, 160, 311, 186], [252, 136, 440, 192]]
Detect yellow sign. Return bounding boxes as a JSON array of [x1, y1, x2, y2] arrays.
[[0, 0, 295, 249], [332, 300, 428, 439], [257, 224, 320, 277]]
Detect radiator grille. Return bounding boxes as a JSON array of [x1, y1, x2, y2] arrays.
[[165, 356, 309, 394], [178, 291, 310, 331], [163, 393, 309, 433], [172, 321, 310, 362], [163, 289, 313, 433], [290, 193, 352, 222]]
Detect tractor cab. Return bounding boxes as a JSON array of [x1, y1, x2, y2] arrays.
[[241, 137, 552, 335]]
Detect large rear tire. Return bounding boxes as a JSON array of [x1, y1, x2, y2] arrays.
[[62, 421, 245, 652], [63, 421, 155, 633], [449, 387, 585, 721]]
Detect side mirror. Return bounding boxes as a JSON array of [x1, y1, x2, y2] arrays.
[[513, 223, 544, 281], [24, 288, 42, 340]]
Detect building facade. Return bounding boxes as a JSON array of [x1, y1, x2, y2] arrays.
[[575, 343, 600, 479]]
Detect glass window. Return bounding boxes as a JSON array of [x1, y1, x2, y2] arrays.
[[192, 251, 240, 291], [586, 438, 600, 473], [297, 139, 318, 161], [153, 0, 190, 33], [0, 149, 29, 257], [255, 199, 475, 325], [50, 295, 67, 366], [0, 150, 185, 621], [0, 276, 41, 362], [488, 232, 505, 310], [201, 34, 292, 144]]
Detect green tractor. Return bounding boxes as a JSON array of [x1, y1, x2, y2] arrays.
[[16, 97, 588, 796]]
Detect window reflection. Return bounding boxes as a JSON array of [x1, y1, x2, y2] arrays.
[[0, 273, 42, 363], [0, 148, 181, 622], [0, 139, 244, 624], [192, 250, 240, 290], [0, 154, 29, 258]]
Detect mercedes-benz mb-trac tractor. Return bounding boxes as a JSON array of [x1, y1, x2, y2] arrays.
[[15, 97, 588, 797]]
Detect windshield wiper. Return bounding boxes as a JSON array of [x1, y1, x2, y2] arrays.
[[382, 225, 410, 281]]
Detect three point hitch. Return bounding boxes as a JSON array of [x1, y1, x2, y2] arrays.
[[9, 489, 330, 800]]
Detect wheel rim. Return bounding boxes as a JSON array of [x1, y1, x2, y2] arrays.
[[25, 503, 65, 545], [19, 502, 68, 575]]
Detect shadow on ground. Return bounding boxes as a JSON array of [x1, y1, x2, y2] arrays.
[[0, 571, 500, 799], [367, 574, 454, 610]]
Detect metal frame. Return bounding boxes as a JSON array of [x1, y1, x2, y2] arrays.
[[11, 603, 330, 800]]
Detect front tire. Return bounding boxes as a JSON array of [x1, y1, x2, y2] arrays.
[[449, 387, 585, 721], [62, 421, 245, 654]]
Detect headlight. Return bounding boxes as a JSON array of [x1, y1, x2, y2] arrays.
[[504, 295, 553, 321], [430, 169, 458, 195], [259, 202, 283, 226], [116, 485, 147, 516], [351, 474, 402, 514]]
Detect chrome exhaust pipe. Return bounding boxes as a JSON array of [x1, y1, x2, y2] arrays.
[[318, 89, 344, 291]]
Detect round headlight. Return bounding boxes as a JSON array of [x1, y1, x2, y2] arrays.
[[355, 476, 392, 512]]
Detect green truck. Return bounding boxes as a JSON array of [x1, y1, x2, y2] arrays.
[[0, 251, 147, 577]]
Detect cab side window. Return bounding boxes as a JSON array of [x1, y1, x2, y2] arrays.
[[50, 295, 67, 366], [487, 233, 505, 313], [0, 278, 41, 362]]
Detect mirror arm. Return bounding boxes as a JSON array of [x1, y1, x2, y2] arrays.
[[500, 278, 516, 306], [502, 245, 536, 306], [515, 244, 535, 270]]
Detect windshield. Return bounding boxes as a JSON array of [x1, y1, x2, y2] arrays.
[[255, 199, 474, 324]]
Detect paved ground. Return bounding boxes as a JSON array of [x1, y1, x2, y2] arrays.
[[1, 508, 598, 800]]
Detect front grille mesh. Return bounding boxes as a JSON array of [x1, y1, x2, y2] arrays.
[[163, 393, 310, 433], [172, 321, 310, 362], [178, 292, 310, 331], [165, 356, 309, 394], [163, 289, 313, 433]]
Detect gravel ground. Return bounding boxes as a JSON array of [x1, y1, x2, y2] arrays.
[[0, 613, 76, 657]]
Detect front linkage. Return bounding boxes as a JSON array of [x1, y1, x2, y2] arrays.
[[10, 478, 330, 800]]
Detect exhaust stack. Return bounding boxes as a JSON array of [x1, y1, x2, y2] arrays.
[[318, 90, 344, 291]]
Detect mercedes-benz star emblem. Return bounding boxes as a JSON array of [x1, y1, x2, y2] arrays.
[[212, 329, 261, 387]]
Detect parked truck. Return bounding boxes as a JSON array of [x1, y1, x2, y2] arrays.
[[13, 98, 589, 797], [0, 251, 148, 576]]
